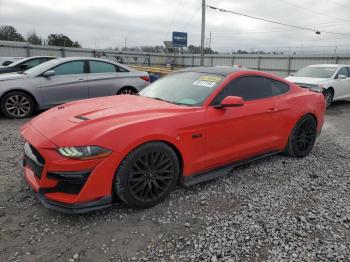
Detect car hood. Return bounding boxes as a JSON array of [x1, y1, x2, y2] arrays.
[[0, 72, 28, 81], [27, 95, 194, 146], [285, 76, 328, 85]]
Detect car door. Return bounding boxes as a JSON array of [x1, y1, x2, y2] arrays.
[[87, 60, 123, 98], [205, 76, 281, 169], [333, 67, 350, 99], [40, 60, 89, 107]]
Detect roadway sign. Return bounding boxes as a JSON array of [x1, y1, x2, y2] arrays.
[[172, 32, 188, 47]]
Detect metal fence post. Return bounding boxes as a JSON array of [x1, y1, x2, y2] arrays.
[[61, 48, 65, 58], [210, 56, 214, 67], [26, 45, 30, 57], [192, 56, 195, 67], [231, 56, 235, 66], [287, 56, 292, 76], [257, 56, 261, 70], [335, 56, 339, 64]]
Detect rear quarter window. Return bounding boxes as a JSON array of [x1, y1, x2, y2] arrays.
[[116, 66, 129, 72], [269, 79, 290, 96]]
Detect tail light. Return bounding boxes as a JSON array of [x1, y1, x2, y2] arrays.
[[139, 76, 150, 82]]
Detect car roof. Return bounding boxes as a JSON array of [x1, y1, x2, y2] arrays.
[[53, 57, 118, 63], [176, 66, 243, 76], [308, 64, 350, 67], [24, 56, 56, 59]]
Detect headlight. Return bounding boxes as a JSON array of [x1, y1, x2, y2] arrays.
[[309, 85, 324, 93], [57, 146, 111, 160]]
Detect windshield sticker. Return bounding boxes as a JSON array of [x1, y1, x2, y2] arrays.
[[193, 80, 217, 88], [198, 75, 222, 82]]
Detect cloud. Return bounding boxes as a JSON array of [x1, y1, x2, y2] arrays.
[[1, 0, 350, 53]]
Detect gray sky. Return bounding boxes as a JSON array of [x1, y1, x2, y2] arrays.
[[1, 0, 350, 53]]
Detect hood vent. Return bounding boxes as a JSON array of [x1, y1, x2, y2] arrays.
[[74, 115, 90, 121]]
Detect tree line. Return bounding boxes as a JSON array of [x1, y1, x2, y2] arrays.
[[0, 25, 285, 54], [0, 25, 81, 48]]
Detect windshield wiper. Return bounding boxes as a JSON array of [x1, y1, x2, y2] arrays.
[[143, 96, 191, 106], [152, 97, 170, 103]]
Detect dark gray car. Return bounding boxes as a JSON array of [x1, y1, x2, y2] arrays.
[[0, 57, 150, 118]]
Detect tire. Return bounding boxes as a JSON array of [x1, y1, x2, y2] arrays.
[[324, 88, 334, 108], [114, 142, 179, 208], [117, 87, 137, 95], [0, 91, 35, 119], [285, 115, 317, 158]]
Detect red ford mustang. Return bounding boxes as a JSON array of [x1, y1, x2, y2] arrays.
[[21, 67, 325, 213]]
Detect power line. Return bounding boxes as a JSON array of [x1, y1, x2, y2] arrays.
[[205, 21, 350, 36], [277, 0, 350, 22], [164, 0, 184, 40], [327, 0, 350, 10], [182, 4, 202, 29], [206, 4, 350, 36]]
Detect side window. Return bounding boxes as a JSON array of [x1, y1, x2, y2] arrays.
[[269, 79, 290, 96], [347, 67, 350, 76], [338, 67, 349, 77], [53, 61, 85, 76], [90, 61, 116, 73], [213, 76, 272, 104]]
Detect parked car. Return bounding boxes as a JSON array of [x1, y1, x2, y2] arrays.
[[285, 64, 350, 107], [20, 67, 325, 213], [0, 56, 56, 74], [0, 56, 24, 66], [0, 57, 150, 118]]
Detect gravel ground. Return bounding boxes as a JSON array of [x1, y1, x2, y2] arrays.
[[0, 101, 350, 262]]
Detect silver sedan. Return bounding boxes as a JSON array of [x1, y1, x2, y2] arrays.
[[0, 57, 150, 118]]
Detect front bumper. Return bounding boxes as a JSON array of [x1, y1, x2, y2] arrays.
[[20, 123, 118, 214], [37, 194, 112, 214], [21, 167, 112, 214], [21, 168, 112, 214]]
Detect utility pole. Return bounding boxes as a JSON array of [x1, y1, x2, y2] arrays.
[[209, 31, 212, 50], [124, 37, 127, 50], [200, 0, 206, 66]]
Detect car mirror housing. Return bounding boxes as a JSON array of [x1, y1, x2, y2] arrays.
[[337, 74, 347, 80], [214, 96, 244, 109], [43, 70, 55, 77]]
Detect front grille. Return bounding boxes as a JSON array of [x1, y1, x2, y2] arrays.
[[24, 143, 45, 179]]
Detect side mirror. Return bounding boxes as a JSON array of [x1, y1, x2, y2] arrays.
[[2, 61, 12, 66], [43, 70, 55, 77], [20, 64, 28, 70], [214, 96, 244, 109], [338, 74, 347, 80]]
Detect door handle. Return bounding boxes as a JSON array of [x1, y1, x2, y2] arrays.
[[78, 78, 85, 81], [266, 108, 278, 112]]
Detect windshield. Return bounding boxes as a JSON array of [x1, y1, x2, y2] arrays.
[[23, 59, 60, 76], [139, 72, 225, 106], [5, 57, 32, 67], [293, 66, 337, 78]]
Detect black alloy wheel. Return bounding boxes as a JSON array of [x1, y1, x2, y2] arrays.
[[285, 115, 317, 158], [114, 142, 179, 208], [1, 91, 35, 119], [324, 88, 334, 108], [118, 88, 136, 95]]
